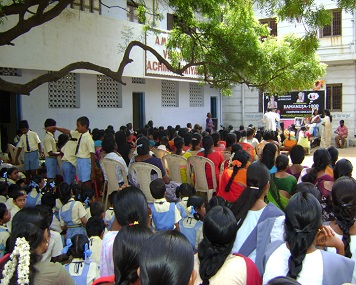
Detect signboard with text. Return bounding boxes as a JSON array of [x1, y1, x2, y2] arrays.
[[263, 90, 325, 119]]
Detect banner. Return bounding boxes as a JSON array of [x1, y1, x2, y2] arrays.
[[263, 90, 325, 119]]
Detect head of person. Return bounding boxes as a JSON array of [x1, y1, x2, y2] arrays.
[[174, 136, 184, 155], [19, 120, 29, 134], [230, 143, 242, 154], [289, 145, 305, 165], [41, 191, 56, 209], [207, 112, 212, 118], [267, 107, 272, 112], [6, 207, 50, 284], [108, 191, 117, 207], [44, 118, 56, 129], [13, 190, 27, 209], [80, 188, 95, 207], [176, 183, 196, 199], [331, 177, 356, 258], [113, 225, 153, 285], [225, 133, 237, 148], [202, 136, 214, 157], [90, 201, 105, 219], [86, 217, 106, 239], [139, 230, 195, 285], [263, 130, 275, 141], [191, 133, 202, 150], [76, 116, 90, 133], [136, 136, 150, 156], [65, 234, 90, 259], [0, 203, 10, 225], [184, 133, 193, 147], [302, 148, 330, 183], [230, 162, 270, 230], [261, 143, 277, 170], [327, 146, 338, 166], [150, 178, 166, 200], [334, 158, 353, 180], [6, 167, 19, 182], [275, 154, 289, 172], [57, 133, 69, 149], [115, 130, 127, 146], [187, 196, 206, 221], [7, 184, 22, 199], [313, 109, 318, 116], [270, 95, 275, 102], [114, 186, 148, 228], [206, 196, 226, 212], [36, 204, 54, 230], [340, 120, 344, 127], [246, 128, 255, 138], [102, 135, 116, 153], [58, 182, 72, 205], [29, 175, 45, 191], [211, 133, 220, 147], [294, 182, 321, 202], [284, 192, 322, 279], [127, 123, 133, 130], [268, 276, 302, 285], [224, 150, 249, 193], [0, 182, 8, 198], [198, 206, 238, 284]]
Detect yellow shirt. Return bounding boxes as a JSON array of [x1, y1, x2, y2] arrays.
[[61, 140, 77, 166], [71, 130, 94, 159], [59, 199, 87, 226], [43, 132, 57, 157], [17, 130, 41, 152]]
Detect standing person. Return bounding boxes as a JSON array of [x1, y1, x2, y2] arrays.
[[43, 118, 61, 183], [308, 109, 321, 137], [321, 110, 332, 148], [335, 120, 348, 148], [206, 112, 215, 133], [15, 120, 43, 179], [263, 108, 280, 131], [60, 134, 77, 186]]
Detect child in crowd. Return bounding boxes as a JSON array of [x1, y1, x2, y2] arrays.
[[63, 234, 100, 285], [5, 167, 19, 185], [26, 175, 45, 207], [43, 118, 61, 183], [0, 182, 8, 203], [104, 192, 116, 231], [7, 189, 27, 233], [41, 192, 62, 233], [59, 182, 87, 239], [5, 184, 22, 212], [15, 120, 42, 178], [90, 201, 105, 219], [86, 217, 105, 265], [0, 203, 10, 257], [51, 116, 95, 189], [80, 188, 96, 219], [149, 178, 181, 231], [60, 133, 78, 185], [175, 183, 196, 219], [179, 196, 205, 252]]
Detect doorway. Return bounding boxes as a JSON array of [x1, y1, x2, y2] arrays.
[[132, 92, 145, 130]]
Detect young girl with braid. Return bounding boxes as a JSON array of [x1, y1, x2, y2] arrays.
[[263, 192, 356, 285], [327, 176, 356, 260], [218, 150, 249, 202]]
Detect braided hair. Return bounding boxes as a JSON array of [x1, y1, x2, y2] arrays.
[[224, 150, 249, 192]]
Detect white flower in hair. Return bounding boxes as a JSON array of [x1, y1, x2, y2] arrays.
[[0, 237, 30, 285]]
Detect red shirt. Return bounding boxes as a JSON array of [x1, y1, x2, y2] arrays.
[[197, 151, 224, 192]]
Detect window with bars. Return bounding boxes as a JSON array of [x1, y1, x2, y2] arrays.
[[132, 77, 146, 84], [0, 67, 21, 76], [326, 84, 342, 111], [127, 1, 142, 23], [189, 83, 204, 107], [320, 10, 342, 37], [70, 0, 100, 14], [48, 73, 79, 108], [161, 80, 179, 107], [97, 75, 122, 108], [259, 18, 277, 36]]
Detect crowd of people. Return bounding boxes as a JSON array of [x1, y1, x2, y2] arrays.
[[0, 114, 355, 285]]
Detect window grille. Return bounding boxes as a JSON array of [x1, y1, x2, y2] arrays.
[[132, 77, 146, 84], [48, 73, 79, 108], [97, 75, 122, 108], [259, 18, 277, 36], [161, 80, 178, 107], [70, 0, 100, 14], [0, 67, 21, 76], [189, 83, 203, 107], [321, 10, 342, 37], [326, 84, 342, 111]]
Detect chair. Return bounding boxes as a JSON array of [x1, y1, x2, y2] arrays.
[[7, 144, 24, 171], [128, 162, 162, 203], [187, 156, 217, 202], [151, 148, 169, 160], [220, 159, 229, 178], [101, 158, 128, 209], [188, 150, 200, 156], [162, 154, 191, 184]]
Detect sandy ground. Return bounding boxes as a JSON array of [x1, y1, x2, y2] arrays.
[[303, 145, 356, 177]]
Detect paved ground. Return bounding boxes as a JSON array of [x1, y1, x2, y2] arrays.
[[303, 145, 356, 177]]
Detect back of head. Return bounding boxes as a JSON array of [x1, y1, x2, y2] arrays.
[[184, 133, 193, 146], [136, 136, 150, 155], [59, 182, 72, 205], [150, 178, 166, 199], [294, 182, 321, 202], [139, 230, 194, 285], [261, 143, 277, 170], [202, 136, 214, 157], [289, 145, 305, 165], [327, 146, 338, 165], [44, 118, 56, 128], [230, 143, 242, 153], [7, 184, 22, 199], [225, 133, 237, 148], [206, 196, 225, 212], [115, 131, 126, 145], [68, 234, 89, 259], [113, 186, 148, 227], [334, 158, 353, 180], [19, 120, 29, 129], [268, 276, 302, 285], [77, 116, 90, 128], [331, 176, 356, 258], [86, 217, 105, 238], [284, 192, 322, 279], [263, 130, 274, 141], [174, 136, 184, 155], [0, 203, 7, 220], [114, 225, 153, 285], [275, 154, 289, 171], [176, 183, 196, 198], [313, 148, 331, 171], [90, 201, 105, 218], [211, 133, 220, 146], [198, 206, 238, 284], [224, 150, 249, 193], [191, 133, 202, 149], [102, 136, 116, 153]]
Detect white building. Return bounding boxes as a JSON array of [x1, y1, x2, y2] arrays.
[[0, 0, 221, 147], [223, 3, 356, 138]]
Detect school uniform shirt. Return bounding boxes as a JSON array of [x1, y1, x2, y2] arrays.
[[0, 225, 10, 257], [7, 204, 21, 233], [104, 208, 114, 224], [17, 130, 41, 152], [66, 258, 100, 285], [50, 213, 62, 233], [5, 198, 13, 211], [61, 140, 77, 166], [194, 254, 248, 285], [43, 132, 57, 157], [85, 207, 91, 220], [152, 198, 182, 228], [70, 130, 95, 158], [59, 198, 87, 227], [0, 196, 6, 204], [27, 188, 42, 206], [41, 230, 63, 262], [89, 236, 103, 265], [100, 231, 119, 277]]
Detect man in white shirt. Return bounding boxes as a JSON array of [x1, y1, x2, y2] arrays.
[[263, 108, 280, 131]]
